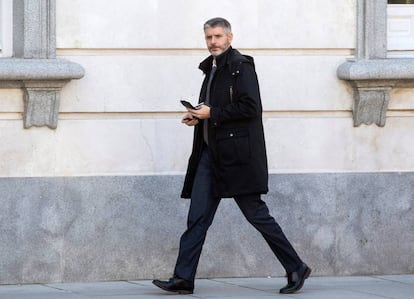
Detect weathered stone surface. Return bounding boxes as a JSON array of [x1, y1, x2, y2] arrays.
[[0, 59, 85, 81], [337, 59, 414, 82], [0, 173, 412, 284]]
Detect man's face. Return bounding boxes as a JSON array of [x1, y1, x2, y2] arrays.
[[204, 26, 233, 57]]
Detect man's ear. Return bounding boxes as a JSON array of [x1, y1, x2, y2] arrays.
[[228, 32, 234, 43]]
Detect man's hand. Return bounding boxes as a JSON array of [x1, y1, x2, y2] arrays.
[[181, 113, 199, 126], [188, 104, 210, 120]]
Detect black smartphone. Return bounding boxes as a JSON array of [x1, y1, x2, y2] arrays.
[[181, 100, 203, 110]]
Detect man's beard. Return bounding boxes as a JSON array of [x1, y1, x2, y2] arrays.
[[209, 44, 230, 56]]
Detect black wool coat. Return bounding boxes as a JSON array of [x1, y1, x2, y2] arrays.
[[181, 47, 269, 199]]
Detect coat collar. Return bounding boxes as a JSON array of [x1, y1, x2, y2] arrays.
[[199, 46, 233, 74]]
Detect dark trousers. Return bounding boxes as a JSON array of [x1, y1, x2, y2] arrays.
[[174, 148, 303, 282]]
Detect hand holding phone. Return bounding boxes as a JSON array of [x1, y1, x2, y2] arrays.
[[181, 100, 204, 110]]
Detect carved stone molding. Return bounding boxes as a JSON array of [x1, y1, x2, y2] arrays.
[[0, 58, 84, 128], [0, 0, 84, 129], [338, 58, 414, 126], [337, 0, 414, 127], [23, 81, 66, 129], [352, 82, 392, 127]]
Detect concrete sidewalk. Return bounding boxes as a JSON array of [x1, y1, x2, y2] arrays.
[[0, 275, 412, 299]]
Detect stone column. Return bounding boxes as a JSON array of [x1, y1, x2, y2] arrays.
[[356, 0, 387, 60], [13, 0, 56, 59]]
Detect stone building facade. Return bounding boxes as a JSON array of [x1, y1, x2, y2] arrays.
[[0, 0, 413, 284]]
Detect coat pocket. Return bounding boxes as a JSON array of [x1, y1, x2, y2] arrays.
[[216, 128, 251, 166]]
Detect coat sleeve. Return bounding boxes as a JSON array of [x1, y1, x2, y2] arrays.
[[209, 62, 262, 127]]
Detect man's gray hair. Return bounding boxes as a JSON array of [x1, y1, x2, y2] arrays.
[[203, 17, 232, 34]]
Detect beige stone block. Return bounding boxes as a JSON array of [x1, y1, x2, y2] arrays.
[[59, 54, 353, 112], [56, 0, 355, 49], [58, 54, 204, 112], [254, 55, 353, 110], [0, 89, 23, 112], [1, 115, 414, 177], [53, 118, 192, 176], [389, 88, 414, 110], [0, 118, 192, 177], [265, 116, 414, 174]]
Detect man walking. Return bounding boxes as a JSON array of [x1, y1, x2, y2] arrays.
[[153, 17, 311, 295]]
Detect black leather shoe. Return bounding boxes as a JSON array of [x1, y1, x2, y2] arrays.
[[279, 263, 311, 294], [152, 277, 194, 294]]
